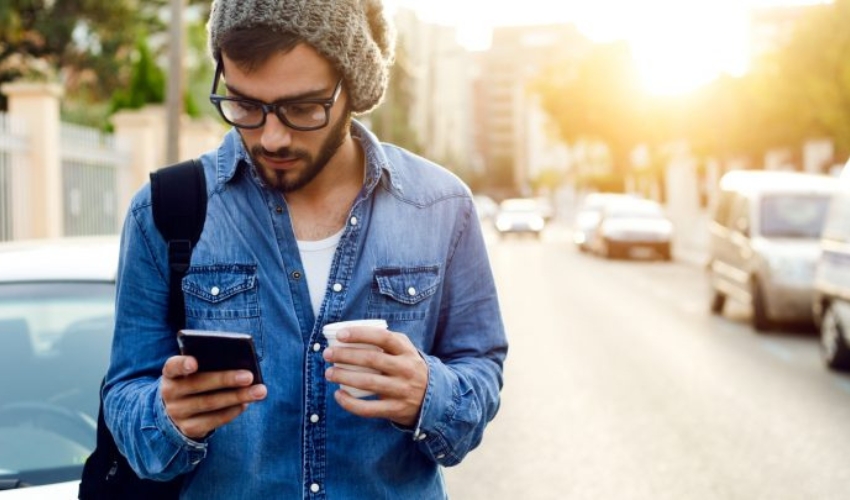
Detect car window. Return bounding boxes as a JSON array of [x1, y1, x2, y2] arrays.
[[759, 194, 831, 239], [0, 281, 114, 486]]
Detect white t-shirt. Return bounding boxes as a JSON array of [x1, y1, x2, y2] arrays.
[[297, 228, 344, 317]]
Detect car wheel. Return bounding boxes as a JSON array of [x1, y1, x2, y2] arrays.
[[710, 290, 726, 315], [751, 279, 771, 332], [821, 305, 850, 371]]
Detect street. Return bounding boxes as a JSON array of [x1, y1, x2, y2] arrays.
[[443, 222, 850, 500]]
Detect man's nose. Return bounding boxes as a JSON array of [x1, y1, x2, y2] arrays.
[[259, 112, 293, 152]]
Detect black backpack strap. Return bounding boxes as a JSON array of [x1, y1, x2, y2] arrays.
[[79, 160, 206, 500], [150, 159, 207, 331]]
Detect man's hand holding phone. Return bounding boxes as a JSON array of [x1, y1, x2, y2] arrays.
[[161, 330, 267, 440]]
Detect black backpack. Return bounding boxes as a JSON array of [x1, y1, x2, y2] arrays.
[[78, 159, 207, 500]]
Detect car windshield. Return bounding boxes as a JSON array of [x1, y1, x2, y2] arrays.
[[608, 202, 665, 219], [500, 199, 541, 213], [0, 281, 114, 486], [759, 194, 831, 238]]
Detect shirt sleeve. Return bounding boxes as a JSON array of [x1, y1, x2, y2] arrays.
[[405, 198, 508, 466], [102, 199, 210, 480]]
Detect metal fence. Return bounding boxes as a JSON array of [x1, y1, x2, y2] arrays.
[[59, 123, 128, 236], [0, 112, 27, 242]]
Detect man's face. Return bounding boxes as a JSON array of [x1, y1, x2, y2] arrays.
[[220, 45, 350, 193]]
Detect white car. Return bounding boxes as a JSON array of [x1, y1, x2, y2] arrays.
[[589, 198, 674, 260], [0, 236, 119, 497], [494, 198, 547, 239], [708, 170, 838, 331]]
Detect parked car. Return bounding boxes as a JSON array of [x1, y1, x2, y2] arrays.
[[572, 192, 639, 252], [812, 164, 850, 371], [708, 170, 839, 331], [0, 236, 118, 496], [494, 198, 547, 239], [588, 197, 674, 260]]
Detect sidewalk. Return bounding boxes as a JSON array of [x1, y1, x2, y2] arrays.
[[673, 210, 709, 269]]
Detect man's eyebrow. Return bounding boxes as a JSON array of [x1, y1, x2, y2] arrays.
[[223, 82, 332, 102]]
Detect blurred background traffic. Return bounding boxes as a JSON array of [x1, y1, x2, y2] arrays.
[[2, 0, 850, 498]]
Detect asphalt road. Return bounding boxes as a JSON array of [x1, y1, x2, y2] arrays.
[[443, 222, 850, 500]]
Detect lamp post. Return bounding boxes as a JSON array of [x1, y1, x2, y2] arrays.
[[165, 0, 186, 164]]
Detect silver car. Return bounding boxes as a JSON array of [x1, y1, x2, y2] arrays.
[[0, 236, 118, 496], [813, 163, 850, 371], [708, 170, 839, 331], [588, 198, 674, 260]]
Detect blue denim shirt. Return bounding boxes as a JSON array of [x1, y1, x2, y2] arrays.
[[104, 121, 508, 499]]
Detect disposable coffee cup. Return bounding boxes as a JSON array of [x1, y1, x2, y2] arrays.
[[322, 319, 388, 398]]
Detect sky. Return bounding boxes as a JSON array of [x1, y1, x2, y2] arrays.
[[384, 0, 831, 95]]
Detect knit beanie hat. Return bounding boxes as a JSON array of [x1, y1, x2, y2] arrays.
[[207, 0, 395, 114]]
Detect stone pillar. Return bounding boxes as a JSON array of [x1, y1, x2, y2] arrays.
[[1, 81, 63, 239], [180, 116, 224, 161], [112, 106, 166, 215]]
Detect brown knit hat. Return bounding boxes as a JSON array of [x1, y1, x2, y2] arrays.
[[207, 0, 395, 114]]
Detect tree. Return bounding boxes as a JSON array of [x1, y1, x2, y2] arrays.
[[0, 0, 211, 125], [534, 41, 648, 181]]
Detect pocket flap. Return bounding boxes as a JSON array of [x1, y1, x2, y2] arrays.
[[182, 265, 257, 304], [374, 266, 441, 305]]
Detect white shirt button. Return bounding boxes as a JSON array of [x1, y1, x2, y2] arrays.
[[310, 414, 320, 423], [332, 283, 343, 292], [210, 286, 220, 296], [350, 216, 358, 226], [312, 343, 321, 352], [310, 483, 320, 493], [407, 286, 416, 296], [436, 453, 445, 459], [417, 433, 428, 441]]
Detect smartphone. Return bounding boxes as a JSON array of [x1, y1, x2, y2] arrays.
[[177, 329, 263, 385]]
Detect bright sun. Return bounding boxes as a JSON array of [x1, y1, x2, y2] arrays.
[[388, 0, 777, 96]]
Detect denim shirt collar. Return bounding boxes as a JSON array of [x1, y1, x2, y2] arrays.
[[214, 119, 402, 198]]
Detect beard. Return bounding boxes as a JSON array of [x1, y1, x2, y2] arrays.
[[249, 113, 351, 193]]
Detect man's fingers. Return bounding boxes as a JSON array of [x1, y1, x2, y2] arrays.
[[163, 355, 198, 379]]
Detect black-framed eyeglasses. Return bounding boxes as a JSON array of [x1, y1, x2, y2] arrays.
[[209, 58, 343, 131]]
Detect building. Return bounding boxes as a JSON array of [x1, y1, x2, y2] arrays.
[[474, 24, 590, 196]]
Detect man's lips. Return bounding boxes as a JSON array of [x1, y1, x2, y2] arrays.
[[262, 155, 299, 169]]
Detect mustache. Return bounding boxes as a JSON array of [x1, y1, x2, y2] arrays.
[[251, 146, 308, 161]]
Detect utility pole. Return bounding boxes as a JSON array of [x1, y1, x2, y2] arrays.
[[165, 0, 186, 164]]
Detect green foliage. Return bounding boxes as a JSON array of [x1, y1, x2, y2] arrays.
[[110, 37, 165, 113], [0, 0, 212, 123]]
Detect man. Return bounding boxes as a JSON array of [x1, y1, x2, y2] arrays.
[[103, 0, 508, 498]]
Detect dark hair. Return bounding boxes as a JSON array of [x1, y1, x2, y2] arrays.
[[218, 27, 302, 73]]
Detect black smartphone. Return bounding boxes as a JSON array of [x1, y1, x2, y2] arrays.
[[177, 329, 263, 385]]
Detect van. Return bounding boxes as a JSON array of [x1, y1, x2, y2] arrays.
[[812, 165, 850, 371], [708, 170, 839, 331]]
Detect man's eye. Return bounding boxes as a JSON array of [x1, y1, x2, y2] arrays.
[[236, 101, 261, 112], [288, 103, 325, 117]]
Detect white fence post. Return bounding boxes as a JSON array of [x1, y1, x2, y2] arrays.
[[1, 82, 64, 239]]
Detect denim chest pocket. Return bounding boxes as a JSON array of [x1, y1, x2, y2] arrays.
[[182, 264, 263, 356], [367, 266, 441, 321]]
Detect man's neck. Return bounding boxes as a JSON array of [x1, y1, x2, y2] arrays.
[[287, 138, 365, 241]]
